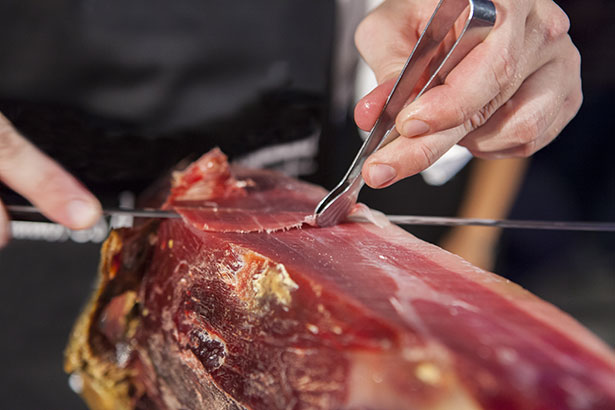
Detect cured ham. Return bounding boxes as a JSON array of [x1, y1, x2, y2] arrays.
[[65, 149, 615, 410]]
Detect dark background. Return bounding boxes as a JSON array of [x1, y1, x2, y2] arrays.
[[0, 1, 613, 409]]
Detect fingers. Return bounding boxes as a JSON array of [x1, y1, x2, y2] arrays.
[[471, 99, 576, 159], [355, 0, 431, 83], [394, 11, 529, 139], [360, 38, 581, 188], [353, 0, 439, 131], [362, 127, 464, 188], [354, 0, 580, 188], [459, 45, 582, 158], [0, 113, 101, 230], [394, 0, 574, 141], [354, 80, 396, 131]]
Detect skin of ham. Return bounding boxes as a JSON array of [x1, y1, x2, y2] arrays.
[[64, 149, 615, 410]]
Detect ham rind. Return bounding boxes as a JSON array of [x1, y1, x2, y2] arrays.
[[65, 149, 615, 410]]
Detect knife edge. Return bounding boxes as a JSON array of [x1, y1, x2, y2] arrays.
[[6, 205, 181, 219]]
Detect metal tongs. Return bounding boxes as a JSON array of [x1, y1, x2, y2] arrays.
[[314, 0, 497, 227]]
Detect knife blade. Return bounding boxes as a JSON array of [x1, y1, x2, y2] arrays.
[[6, 205, 181, 219], [386, 215, 615, 232], [6, 205, 615, 232]]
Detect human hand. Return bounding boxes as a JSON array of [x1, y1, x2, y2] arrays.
[[354, 0, 582, 188], [0, 112, 101, 247]]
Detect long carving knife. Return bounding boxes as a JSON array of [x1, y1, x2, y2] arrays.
[[6, 205, 615, 232]]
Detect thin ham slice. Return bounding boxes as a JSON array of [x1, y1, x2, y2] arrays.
[[65, 149, 615, 410], [164, 148, 322, 232]]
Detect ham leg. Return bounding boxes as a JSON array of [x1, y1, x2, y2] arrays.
[[65, 149, 615, 410]]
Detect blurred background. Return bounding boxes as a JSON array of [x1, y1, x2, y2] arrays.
[[0, 0, 613, 408]]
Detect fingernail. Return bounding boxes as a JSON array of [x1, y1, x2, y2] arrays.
[[401, 119, 430, 137], [66, 199, 100, 229], [368, 164, 397, 188]]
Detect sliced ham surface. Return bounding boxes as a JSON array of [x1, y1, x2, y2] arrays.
[[65, 149, 615, 410]]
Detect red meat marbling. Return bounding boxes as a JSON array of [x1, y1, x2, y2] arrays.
[[65, 149, 615, 410]]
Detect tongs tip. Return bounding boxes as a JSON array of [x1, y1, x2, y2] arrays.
[[314, 179, 361, 227], [314, 195, 355, 227]]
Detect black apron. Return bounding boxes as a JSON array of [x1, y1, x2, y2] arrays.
[[0, 0, 335, 202]]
